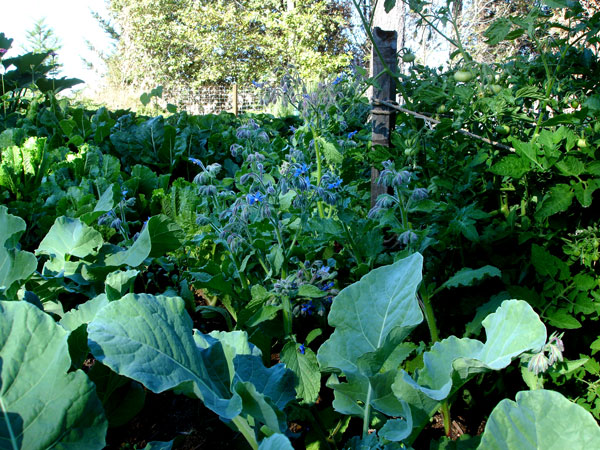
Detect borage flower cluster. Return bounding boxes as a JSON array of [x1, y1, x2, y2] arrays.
[[526, 332, 565, 376], [369, 159, 430, 249], [274, 259, 339, 319]]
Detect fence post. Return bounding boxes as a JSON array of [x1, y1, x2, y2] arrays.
[[370, 27, 398, 208], [232, 83, 239, 116]]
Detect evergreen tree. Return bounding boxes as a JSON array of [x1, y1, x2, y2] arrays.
[[24, 18, 62, 75]]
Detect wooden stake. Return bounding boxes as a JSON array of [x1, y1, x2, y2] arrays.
[[370, 27, 398, 208]]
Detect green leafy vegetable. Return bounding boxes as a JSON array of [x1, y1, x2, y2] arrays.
[[0, 300, 107, 449]]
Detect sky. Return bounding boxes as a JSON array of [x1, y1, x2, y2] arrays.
[[1, 0, 113, 89]]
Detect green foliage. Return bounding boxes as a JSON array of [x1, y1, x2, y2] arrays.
[[0, 206, 37, 298], [24, 17, 62, 55], [0, 2, 599, 447], [479, 390, 600, 448], [106, 0, 353, 89], [88, 294, 295, 444], [0, 300, 108, 449]]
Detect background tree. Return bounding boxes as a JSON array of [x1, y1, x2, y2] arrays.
[[105, 0, 353, 92], [24, 18, 62, 75], [372, 0, 598, 67]]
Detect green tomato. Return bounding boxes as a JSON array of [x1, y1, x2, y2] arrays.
[[490, 84, 502, 94], [570, 100, 580, 108], [454, 70, 474, 82], [495, 125, 510, 135], [577, 138, 588, 148], [437, 104, 446, 113], [402, 52, 416, 63]]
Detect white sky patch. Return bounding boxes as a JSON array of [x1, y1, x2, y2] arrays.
[[1, 0, 113, 88]]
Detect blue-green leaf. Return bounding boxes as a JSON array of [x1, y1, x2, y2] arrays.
[[60, 294, 110, 332], [0, 300, 107, 449], [36, 216, 103, 260], [399, 300, 546, 401], [88, 294, 293, 428], [259, 434, 294, 450], [318, 253, 424, 376], [478, 390, 600, 449], [317, 253, 423, 433], [0, 206, 36, 295], [104, 215, 183, 267], [105, 269, 139, 300]]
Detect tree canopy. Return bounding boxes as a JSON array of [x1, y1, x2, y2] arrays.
[[107, 0, 353, 89]]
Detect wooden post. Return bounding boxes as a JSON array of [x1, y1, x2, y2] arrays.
[[370, 27, 398, 207], [232, 83, 239, 116]]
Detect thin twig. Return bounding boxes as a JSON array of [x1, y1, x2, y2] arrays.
[[372, 99, 514, 152]]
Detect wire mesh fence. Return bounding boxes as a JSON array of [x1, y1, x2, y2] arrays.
[[165, 84, 263, 115]]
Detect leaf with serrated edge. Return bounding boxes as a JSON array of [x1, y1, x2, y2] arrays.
[[441, 266, 501, 290], [280, 342, 321, 404]]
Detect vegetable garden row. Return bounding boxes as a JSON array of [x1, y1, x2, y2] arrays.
[[2, 2, 600, 449]]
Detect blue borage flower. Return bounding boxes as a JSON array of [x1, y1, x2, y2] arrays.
[[327, 179, 342, 190], [251, 80, 264, 88], [110, 217, 122, 230], [317, 265, 331, 279], [547, 332, 565, 365], [348, 130, 358, 139], [294, 163, 309, 178], [332, 75, 343, 85], [300, 301, 314, 315], [321, 281, 335, 291], [298, 344, 306, 354], [246, 192, 265, 205]]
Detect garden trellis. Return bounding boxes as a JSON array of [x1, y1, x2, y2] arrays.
[[164, 84, 262, 115]]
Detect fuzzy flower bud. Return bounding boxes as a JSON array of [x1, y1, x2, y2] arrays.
[[230, 144, 242, 157], [411, 187, 429, 201], [399, 230, 418, 245], [527, 352, 550, 376]]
